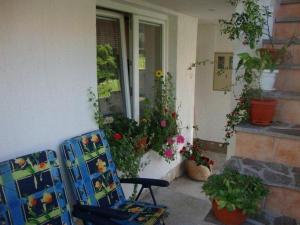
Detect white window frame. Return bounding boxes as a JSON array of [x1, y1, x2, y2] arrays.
[[132, 15, 167, 121], [96, 9, 132, 118]]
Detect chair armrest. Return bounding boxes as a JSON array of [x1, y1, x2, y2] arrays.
[[72, 208, 119, 225], [120, 178, 169, 188], [74, 203, 131, 220]]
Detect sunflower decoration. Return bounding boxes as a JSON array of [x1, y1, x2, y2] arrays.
[[155, 70, 163, 78]]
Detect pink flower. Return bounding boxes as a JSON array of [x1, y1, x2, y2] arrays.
[[160, 120, 167, 128], [164, 149, 173, 159], [167, 137, 175, 145], [176, 135, 185, 144]]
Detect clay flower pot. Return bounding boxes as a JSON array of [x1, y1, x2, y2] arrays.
[[259, 48, 283, 63], [250, 99, 277, 126], [185, 160, 212, 181], [212, 200, 247, 225]]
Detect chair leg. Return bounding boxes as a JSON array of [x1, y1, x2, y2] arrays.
[[149, 187, 157, 206]]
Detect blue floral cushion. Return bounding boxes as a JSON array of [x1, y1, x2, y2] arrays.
[[0, 150, 73, 225], [61, 130, 125, 207], [61, 130, 167, 225]]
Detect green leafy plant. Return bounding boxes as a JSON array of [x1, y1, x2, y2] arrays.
[[180, 142, 214, 170], [88, 70, 183, 179], [219, 0, 266, 49], [88, 90, 147, 179], [97, 44, 118, 81], [144, 71, 183, 162], [224, 49, 281, 144], [203, 168, 269, 215]]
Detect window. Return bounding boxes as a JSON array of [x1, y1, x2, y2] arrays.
[[138, 21, 163, 117], [96, 10, 131, 117], [96, 10, 166, 121]]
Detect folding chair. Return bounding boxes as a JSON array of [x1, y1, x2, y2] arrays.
[[61, 129, 169, 225], [0, 150, 73, 225]]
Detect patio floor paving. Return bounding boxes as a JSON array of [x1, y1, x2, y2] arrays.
[[142, 151, 227, 225], [143, 176, 214, 225]]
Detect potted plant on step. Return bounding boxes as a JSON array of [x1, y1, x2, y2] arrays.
[[237, 51, 278, 125], [180, 142, 214, 181], [203, 168, 269, 225]]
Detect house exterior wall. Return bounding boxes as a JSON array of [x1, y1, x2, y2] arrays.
[[0, 0, 198, 199], [0, 0, 98, 160], [194, 24, 233, 143]]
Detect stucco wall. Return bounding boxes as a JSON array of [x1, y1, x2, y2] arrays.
[[194, 24, 233, 143], [0, 0, 198, 199], [0, 0, 98, 160]]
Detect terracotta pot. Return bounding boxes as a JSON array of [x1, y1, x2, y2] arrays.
[[135, 137, 148, 152], [185, 160, 212, 181], [212, 200, 247, 225], [259, 48, 283, 63], [250, 99, 277, 126]]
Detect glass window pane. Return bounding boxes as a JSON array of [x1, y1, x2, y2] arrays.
[[96, 17, 127, 116], [138, 22, 163, 117]]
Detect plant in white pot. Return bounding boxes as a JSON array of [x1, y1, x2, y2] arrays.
[[180, 142, 214, 181]]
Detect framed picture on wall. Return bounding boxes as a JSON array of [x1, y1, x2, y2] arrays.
[[213, 52, 233, 91]]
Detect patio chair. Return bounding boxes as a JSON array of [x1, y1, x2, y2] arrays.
[[61, 129, 169, 225], [0, 150, 73, 225]]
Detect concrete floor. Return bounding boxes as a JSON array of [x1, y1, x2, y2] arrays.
[[142, 151, 227, 225]]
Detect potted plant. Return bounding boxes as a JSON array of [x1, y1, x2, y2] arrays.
[[180, 142, 214, 181], [237, 51, 278, 125], [203, 168, 269, 225]]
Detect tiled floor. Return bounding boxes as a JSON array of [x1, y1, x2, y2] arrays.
[[142, 151, 227, 225]]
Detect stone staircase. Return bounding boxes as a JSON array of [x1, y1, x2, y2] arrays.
[[232, 0, 300, 221]]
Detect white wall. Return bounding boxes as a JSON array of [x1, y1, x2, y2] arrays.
[[0, 0, 98, 160], [0, 0, 198, 199], [194, 24, 233, 143]]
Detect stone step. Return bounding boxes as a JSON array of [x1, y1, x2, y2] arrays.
[[226, 156, 300, 220], [276, 17, 300, 23], [273, 22, 300, 39], [277, 64, 300, 69], [276, 2, 300, 18], [235, 123, 300, 167], [205, 209, 298, 225], [263, 38, 300, 45], [281, 0, 300, 4], [275, 69, 300, 92], [263, 90, 300, 100], [263, 42, 300, 64], [274, 98, 300, 124]]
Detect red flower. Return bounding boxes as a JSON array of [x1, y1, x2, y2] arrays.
[[201, 156, 210, 162], [160, 120, 167, 128], [171, 112, 177, 119], [179, 147, 186, 154], [113, 133, 123, 140], [189, 156, 195, 161]]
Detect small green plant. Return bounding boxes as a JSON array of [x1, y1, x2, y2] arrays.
[[219, 0, 267, 49], [180, 142, 214, 170], [203, 168, 269, 215]]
